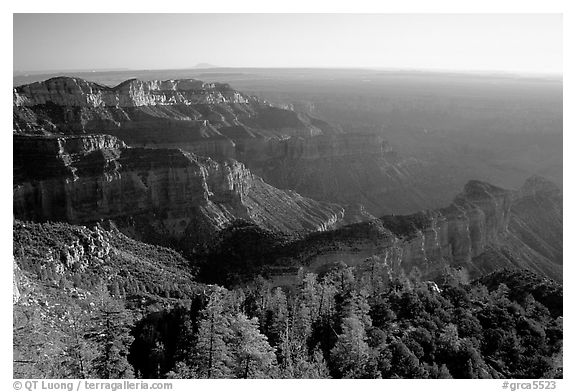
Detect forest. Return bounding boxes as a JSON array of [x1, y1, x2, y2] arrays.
[[130, 267, 563, 379], [13, 220, 563, 380]]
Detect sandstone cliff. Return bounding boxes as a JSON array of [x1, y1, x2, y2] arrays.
[[14, 77, 250, 108], [13, 134, 346, 253], [13, 77, 449, 215], [242, 132, 439, 215], [265, 177, 562, 283], [13, 77, 326, 138], [471, 176, 563, 281]]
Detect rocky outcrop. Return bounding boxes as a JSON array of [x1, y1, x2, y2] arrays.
[[12, 77, 563, 285], [13, 77, 327, 139], [12, 219, 204, 304], [14, 77, 447, 215], [265, 177, 561, 283], [13, 134, 126, 183], [394, 180, 512, 273], [13, 135, 346, 253], [473, 175, 563, 281], [14, 78, 250, 108]]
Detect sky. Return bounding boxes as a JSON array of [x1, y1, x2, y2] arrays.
[[13, 13, 562, 75]]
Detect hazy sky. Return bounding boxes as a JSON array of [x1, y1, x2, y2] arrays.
[[13, 13, 562, 74]]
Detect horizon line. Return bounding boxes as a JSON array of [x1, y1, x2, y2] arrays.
[[13, 66, 563, 79]]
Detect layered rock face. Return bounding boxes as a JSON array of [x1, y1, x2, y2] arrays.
[[13, 77, 327, 141], [512, 176, 563, 261], [12, 77, 562, 286], [14, 78, 250, 108], [396, 180, 512, 273], [471, 176, 563, 281], [270, 177, 561, 282], [242, 133, 436, 215], [13, 134, 346, 252], [14, 77, 447, 215]]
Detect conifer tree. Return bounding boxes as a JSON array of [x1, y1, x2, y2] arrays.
[[438, 363, 453, 379], [193, 289, 233, 378], [60, 304, 97, 378], [330, 315, 370, 378], [300, 273, 321, 317], [228, 313, 277, 378], [90, 290, 134, 379], [262, 287, 288, 348]]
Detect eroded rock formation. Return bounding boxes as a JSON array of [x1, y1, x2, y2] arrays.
[[13, 77, 562, 283], [13, 77, 326, 139], [13, 77, 450, 215], [268, 177, 562, 283], [13, 134, 346, 252]]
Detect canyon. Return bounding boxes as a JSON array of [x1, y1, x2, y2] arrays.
[[237, 176, 562, 285], [13, 134, 348, 254], [13, 77, 456, 215], [13, 76, 563, 285]]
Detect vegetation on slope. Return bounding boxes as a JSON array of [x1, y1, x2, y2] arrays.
[[130, 266, 562, 379], [13, 220, 562, 379]]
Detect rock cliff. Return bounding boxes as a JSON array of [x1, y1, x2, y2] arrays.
[[13, 77, 448, 214], [13, 134, 346, 253], [13, 77, 327, 139], [14, 77, 250, 108], [471, 176, 563, 281], [12, 219, 204, 341], [242, 132, 437, 215], [264, 177, 561, 283], [13, 78, 562, 283]]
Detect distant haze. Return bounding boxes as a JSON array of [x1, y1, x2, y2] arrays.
[[13, 13, 562, 75]]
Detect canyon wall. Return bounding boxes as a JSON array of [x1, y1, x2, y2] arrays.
[[13, 77, 324, 137], [13, 77, 562, 283], [13, 134, 346, 253], [470, 176, 563, 281], [243, 133, 437, 215], [14, 77, 250, 108], [14, 77, 452, 215], [268, 177, 561, 283]]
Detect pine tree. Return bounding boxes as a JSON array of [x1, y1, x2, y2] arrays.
[[293, 302, 313, 343], [228, 313, 277, 378], [300, 273, 321, 317], [60, 304, 97, 378], [324, 263, 356, 294], [330, 315, 370, 378], [90, 291, 134, 379], [341, 290, 372, 328], [387, 340, 428, 378], [165, 361, 197, 379], [309, 347, 331, 378], [262, 287, 288, 349], [317, 279, 338, 319], [193, 289, 233, 378], [438, 363, 453, 379]]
